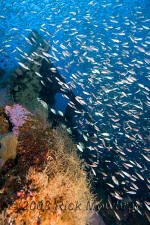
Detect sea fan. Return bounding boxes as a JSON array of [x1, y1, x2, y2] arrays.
[[0, 132, 18, 166]]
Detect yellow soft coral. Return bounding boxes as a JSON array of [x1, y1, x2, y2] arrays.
[[0, 133, 18, 164]]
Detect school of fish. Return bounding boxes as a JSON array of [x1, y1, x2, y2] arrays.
[[0, 0, 150, 223]]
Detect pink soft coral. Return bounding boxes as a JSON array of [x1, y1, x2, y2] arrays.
[[5, 104, 31, 135]]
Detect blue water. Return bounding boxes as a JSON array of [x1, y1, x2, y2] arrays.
[[0, 0, 149, 112], [0, 0, 150, 224]]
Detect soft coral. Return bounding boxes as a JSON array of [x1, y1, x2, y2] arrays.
[[5, 104, 31, 135]]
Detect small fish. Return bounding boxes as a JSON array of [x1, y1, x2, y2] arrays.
[[50, 108, 56, 114], [58, 110, 64, 117], [35, 72, 42, 78], [112, 176, 119, 185], [114, 211, 121, 221], [18, 62, 30, 70], [101, 133, 110, 137]]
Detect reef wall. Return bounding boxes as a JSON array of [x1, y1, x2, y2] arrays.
[[0, 104, 97, 225]]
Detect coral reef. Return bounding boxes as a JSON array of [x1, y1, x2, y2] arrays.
[[10, 67, 42, 112], [0, 104, 96, 225]]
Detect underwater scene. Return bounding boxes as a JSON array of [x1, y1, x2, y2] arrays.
[[0, 0, 150, 224]]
